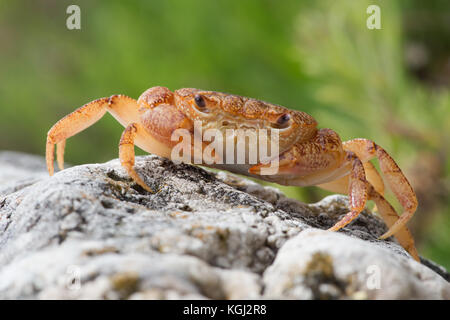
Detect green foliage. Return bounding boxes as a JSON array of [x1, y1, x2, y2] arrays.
[[0, 0, 448, 268]]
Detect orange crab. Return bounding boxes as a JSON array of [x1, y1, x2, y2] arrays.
[[46, 86, 419, 261]]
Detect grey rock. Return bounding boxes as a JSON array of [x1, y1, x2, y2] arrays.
[[263, 229, 450, 299], [0, 151, 48, 197], [0, 151, 448, 299]]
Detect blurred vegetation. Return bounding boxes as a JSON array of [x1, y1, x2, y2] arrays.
[[0, 0, 448, 268]]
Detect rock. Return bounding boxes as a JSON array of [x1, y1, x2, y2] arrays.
[[0, 151, 48, 197], [0, 151, 448, 299], [263, 229, 449, 299]]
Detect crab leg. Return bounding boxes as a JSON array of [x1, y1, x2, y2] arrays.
[[327, 152, 368, 231], [56, 140, 66, 170], [367, 183, 419, 260], [46, 97, 108, 175], [362, 161, 384, 196], [319, 159, 384, 215], [46, 95, 143, 175], [319, 174, 419, 261], [119, 123, 153, 192], [343, 139, 418, 239]]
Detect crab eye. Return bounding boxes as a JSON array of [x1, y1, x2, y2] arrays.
[[194, 94, 207, 110], [271, 113, 291, 129], [277, 113, 291, 125]]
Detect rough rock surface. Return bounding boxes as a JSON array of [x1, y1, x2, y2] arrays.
[[0, 151, 448, 299]]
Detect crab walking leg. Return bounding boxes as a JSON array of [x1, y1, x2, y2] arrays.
[[343, 139, 417, 239], [376, 146, 417, 239], [320, 160, 384, 213], [119, 123, 153, 193], [56, 140, 66, 170], [46, 95, 144, 175], [362, 161, 384, 213], [319, 174, 419, 260], [363, 161, 384, 196], [46, 97, 109, 175], [367, 184, 419, 261], [328, 153, 368, 231]]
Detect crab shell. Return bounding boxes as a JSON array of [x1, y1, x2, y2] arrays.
[[137, 87, 320, 170]]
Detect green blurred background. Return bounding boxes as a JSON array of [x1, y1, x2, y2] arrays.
[[0, 0, 449, 268]]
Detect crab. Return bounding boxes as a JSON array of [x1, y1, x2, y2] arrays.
[[46, 86, 419, 261]]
